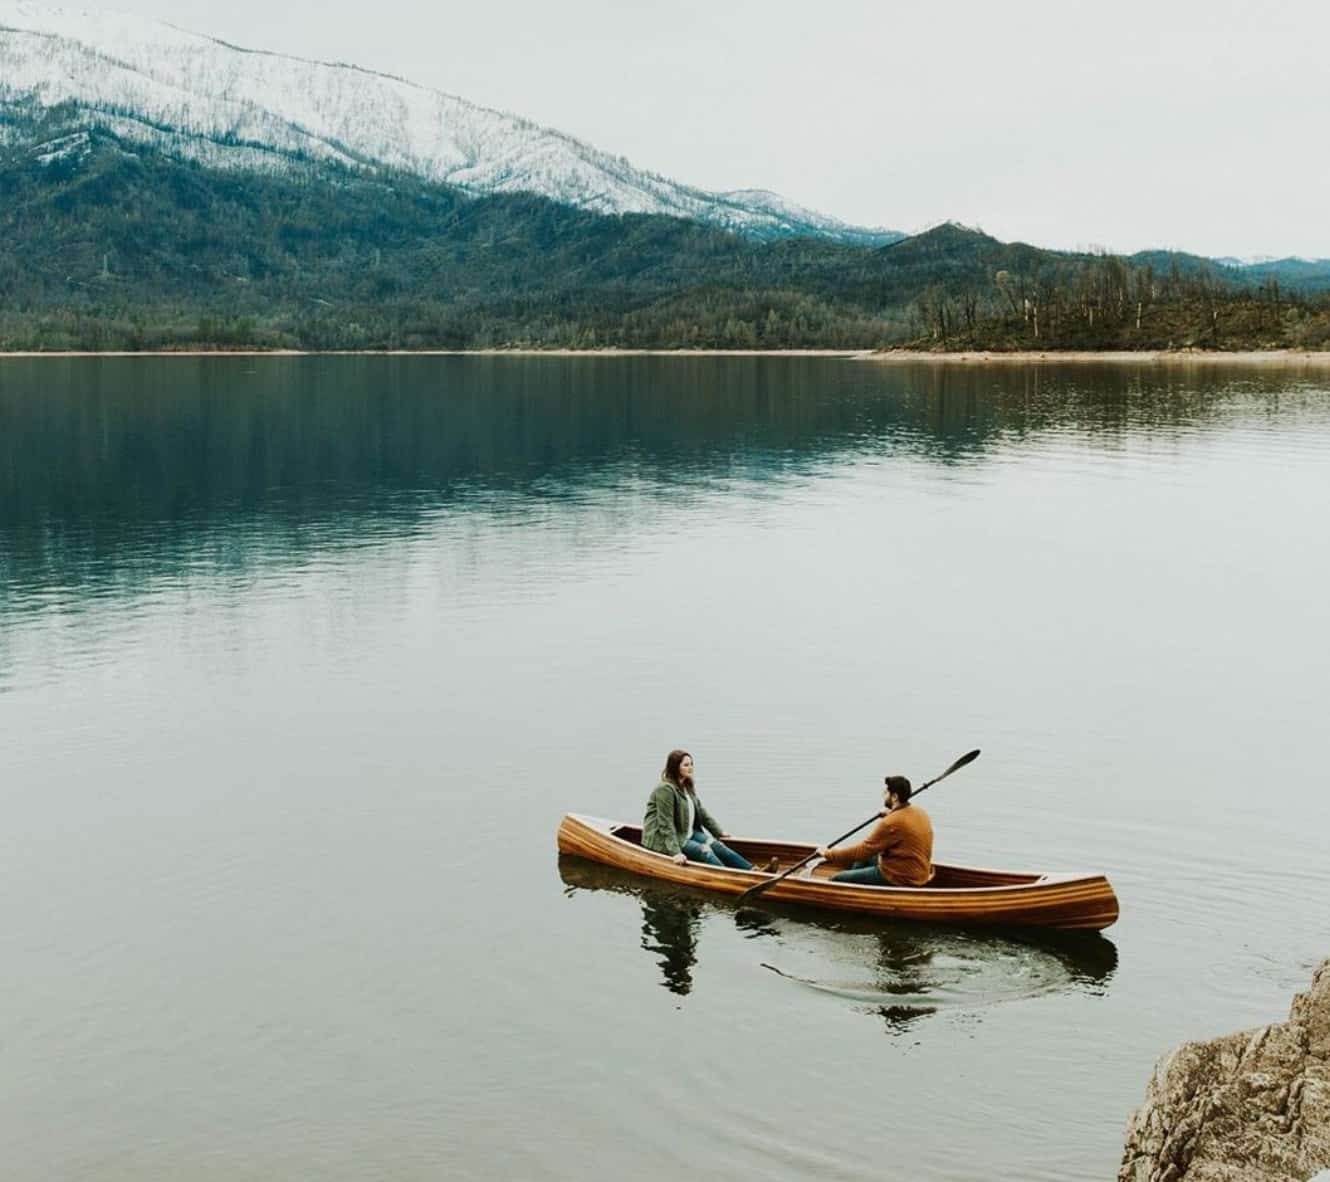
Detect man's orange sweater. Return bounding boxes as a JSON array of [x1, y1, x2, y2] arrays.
[[823, 803, 933, 886]]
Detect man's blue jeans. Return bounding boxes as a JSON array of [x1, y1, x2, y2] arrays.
[[832, 857, 887, 885], [682, 830, 753, 870]]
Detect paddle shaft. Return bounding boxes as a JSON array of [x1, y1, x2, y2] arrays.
[[733, 748, 980, 907]]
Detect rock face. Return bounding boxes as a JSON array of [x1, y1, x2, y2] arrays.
[[1119, 959, 1330, 1182]]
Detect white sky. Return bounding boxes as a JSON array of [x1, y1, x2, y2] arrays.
[[80, 0, 1330, 257]]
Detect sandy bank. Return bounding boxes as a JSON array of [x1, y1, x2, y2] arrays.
[[863, 349, 1330, 366]]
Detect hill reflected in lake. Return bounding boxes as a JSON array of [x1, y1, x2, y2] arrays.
[[3, 355, 1325, 611]]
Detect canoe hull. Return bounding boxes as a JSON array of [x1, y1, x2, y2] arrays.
[[557, 813, 1119, 931]]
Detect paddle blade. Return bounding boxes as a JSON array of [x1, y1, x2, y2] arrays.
[[917, 748, 981, 792], [735, 884, 764, 907], [735, 878, 777, 907], [946, 748, 981, 776]]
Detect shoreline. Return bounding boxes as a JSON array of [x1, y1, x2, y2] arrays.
[[864, 348, 1330, 366], [0, 347, 866, 359], [1, 347, 1329, 365]]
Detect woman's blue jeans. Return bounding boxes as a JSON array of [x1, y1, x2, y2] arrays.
[[682, 830, 753, 870], [832, 857, 887, 885]]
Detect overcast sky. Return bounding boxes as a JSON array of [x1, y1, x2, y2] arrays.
[[85, 0, 1330, 257]]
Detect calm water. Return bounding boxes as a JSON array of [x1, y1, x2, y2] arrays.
[[2, 356, 1328, 1182]]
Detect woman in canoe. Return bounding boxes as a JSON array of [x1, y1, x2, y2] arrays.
[[643, 750, 759, 870]]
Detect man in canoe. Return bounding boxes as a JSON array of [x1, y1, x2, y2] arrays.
[[643, 749, 768, 870], [816, 774, 934, 886]]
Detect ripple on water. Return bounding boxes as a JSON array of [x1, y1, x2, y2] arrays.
[[757, 923, 1117, 1030], [561, 857, 1117, 1033]]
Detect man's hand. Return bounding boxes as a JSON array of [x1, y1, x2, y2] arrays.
[[671, 853, 688, 865], [816, 846, 830, 859]]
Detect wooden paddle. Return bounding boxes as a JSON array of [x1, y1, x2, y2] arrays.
[[734, 748, 981, 908]]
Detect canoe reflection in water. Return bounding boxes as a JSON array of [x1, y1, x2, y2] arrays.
[[560, 856, 1118, 1031]]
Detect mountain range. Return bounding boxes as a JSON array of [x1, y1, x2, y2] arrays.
[[4, 2, 1328, 278], [0, 1, 900, 245], [1, 3, 1328, 353]]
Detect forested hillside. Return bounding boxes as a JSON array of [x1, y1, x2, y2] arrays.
[[2, 120, 1328, 352]]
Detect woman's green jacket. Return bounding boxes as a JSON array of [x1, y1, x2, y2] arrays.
[[642, 780, 724, 856]]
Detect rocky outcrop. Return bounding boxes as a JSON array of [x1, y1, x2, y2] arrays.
[[1119, 959, 1330, 1182]]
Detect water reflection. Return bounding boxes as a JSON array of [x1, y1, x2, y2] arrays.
[[640, 894, 703, 997], [559, 856, 1117, 1028], [762, 917, 1118, 1035], [3, 355, 1325, 610]]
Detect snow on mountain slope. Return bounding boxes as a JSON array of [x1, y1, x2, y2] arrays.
[[0, 1, 899, 243], [1216, 255, 1330, 268]]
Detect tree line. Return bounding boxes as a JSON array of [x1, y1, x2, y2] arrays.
[[1, 114, 1326, 352]]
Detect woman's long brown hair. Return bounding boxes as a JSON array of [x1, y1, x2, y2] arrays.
[[662, 749, 694, 793]]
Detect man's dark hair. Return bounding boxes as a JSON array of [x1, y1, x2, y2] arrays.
[[884, 775, 913, 803]]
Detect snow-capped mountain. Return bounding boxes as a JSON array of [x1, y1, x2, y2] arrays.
[[0, 1, 899, 244], [1215, 255, 1329, 268], [1211, 254, 1330, 290]]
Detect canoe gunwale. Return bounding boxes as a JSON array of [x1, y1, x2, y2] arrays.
[[579, 815, 1070, 893], [557, 812, 1119, 930]]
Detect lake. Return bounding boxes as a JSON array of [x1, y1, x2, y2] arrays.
[[1, 355, 1327, 1182]]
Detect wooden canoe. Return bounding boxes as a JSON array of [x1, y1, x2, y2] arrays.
[[557, 813, 1120, 931]]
